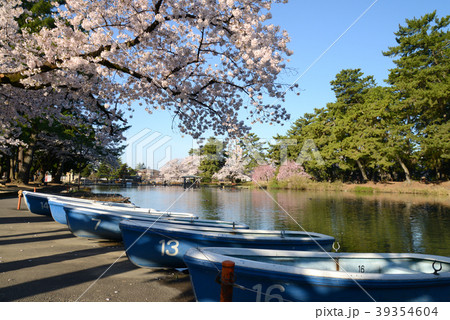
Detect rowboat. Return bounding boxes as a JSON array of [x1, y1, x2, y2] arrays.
[[48, 198, 155, 225], [119, 221, 335, 268], [183, 247, 450, 302], [22, 191, 137, 216], [65, 206, 246, 240]]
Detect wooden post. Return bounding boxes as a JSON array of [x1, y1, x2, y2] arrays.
[[220, 260, 235, 302], [17, 190, 23, 210]]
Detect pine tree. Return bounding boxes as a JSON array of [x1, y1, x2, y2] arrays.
[[238, 133, 267, 174], [327, 69, 376, 182], [198, 137, 226, 182], [383, 12, 450, 180]]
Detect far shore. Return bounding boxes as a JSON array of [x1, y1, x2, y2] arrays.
[[0, 180, 450, 200], [1, 179, 449, 198], [214, 180, 450, 196]]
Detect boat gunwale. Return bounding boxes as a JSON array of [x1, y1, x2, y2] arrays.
[[61, 202, 197, 219], [120, 217, 248, 229], [63, 207, 247, 230], [25, 191, 138, 207], [185, 247, 450, 281], [131, 222, 335, 242]]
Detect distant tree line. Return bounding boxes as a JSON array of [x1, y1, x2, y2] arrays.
[[89, 161, 138, 182], [269, 12, 449, 183]]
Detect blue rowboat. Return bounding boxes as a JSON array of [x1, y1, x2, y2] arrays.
[[65, 206, 246, 240], [119, 221, 335, 268], [22, 191, 59, 216], [184, 247, 450, 302], [48, 198, 151, 225], [22, 191, 137, 216]]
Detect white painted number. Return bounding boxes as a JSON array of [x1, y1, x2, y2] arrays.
[[252, 284, 286, 302], [41, 202, 49, 210], [92, 218, 101, 230], [159, 239, 179, 256]]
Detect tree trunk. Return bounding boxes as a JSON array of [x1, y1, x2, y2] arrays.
[[10, 154, 16, 181], [17, 147, 33, 184], [4, 158, 11, 182], [53, 161, 64, 184], [436, 158, 441, 180], [356, 159, 368, 182], [17, 137, 36, 184], [396, 154, 411, 183]]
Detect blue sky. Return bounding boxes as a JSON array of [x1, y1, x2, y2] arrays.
[[121, 0, 449, 169]]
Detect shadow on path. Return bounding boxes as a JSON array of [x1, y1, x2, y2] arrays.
[[0, 232, 76, 246], [0, 216, 54, 224], [0, 229, 68, 239], [0, 246, 124, 273], [0, 260, 136, 301]]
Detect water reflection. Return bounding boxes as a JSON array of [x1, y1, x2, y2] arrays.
[[92, 186, 450, 256]]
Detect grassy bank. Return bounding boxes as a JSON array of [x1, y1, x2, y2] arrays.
[[251, 178, 450, 196]]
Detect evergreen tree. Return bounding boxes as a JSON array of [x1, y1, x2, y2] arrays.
[[198, 137, 226, 182], [97, 162, 113, 180], [327, 69, 377, 181], [383, 12, 450, 180], [238, 133, 267, 174]]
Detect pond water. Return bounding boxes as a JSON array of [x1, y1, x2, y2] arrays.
[[91, 185, 450, 256]]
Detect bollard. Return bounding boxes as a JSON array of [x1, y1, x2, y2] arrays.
[[17, 190, 23, 210], [220, 260, 235, 302]]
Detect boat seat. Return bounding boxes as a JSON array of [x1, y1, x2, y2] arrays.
[[382, 265, 424, 274]]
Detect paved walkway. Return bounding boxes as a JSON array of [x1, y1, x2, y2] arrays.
[[0, 197, 194, 302]]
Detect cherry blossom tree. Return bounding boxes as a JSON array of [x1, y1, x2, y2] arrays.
[[251, 164, 275, 182], [159, 155, 202, 182], [180, 155, 203, 176], [212, 140, 250, 182], [276, 159, 311, 181], [1, 0, 294, 141]]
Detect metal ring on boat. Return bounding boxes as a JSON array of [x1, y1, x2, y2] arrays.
[[333, 242, 340, 252], [432, 260, 443, 275], [280, 230, 286, 238]]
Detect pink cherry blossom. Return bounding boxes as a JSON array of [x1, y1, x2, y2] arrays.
[[251, 164, 275, 182], [1, 0, 294, 146], [276, 160, 311, 181]]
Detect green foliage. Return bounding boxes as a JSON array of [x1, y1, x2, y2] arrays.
[[270, 12, 449, 183], [135, 163, 146, 170], [96, 162, 113, 179], [17, 0, 66, 33], [239, 133, 267, 173], [80, 164, 93, 178], [383, 11, 450, 180], [198, 137, 226, 182]]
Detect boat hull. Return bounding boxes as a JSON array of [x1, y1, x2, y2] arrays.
[[66, 207, 125, 240], [24, 191, 138, 218], [66, 208, 246, 240], [184, 248, 450, 302], [120, 223, 335, 269], [22, 191, 52, 216], [48, 199, 140, 225], [48, 199, 71, 224]]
